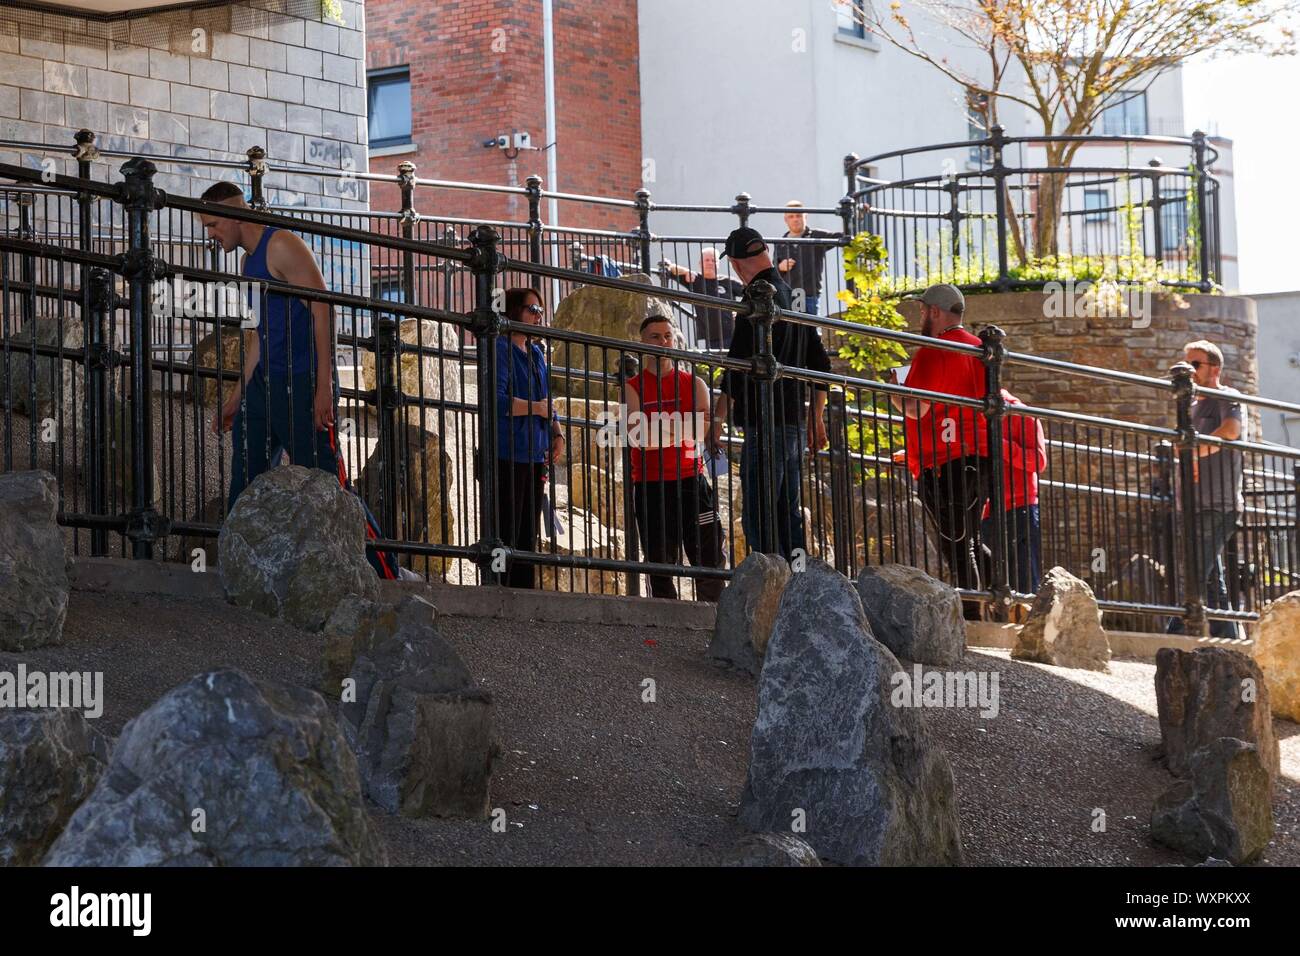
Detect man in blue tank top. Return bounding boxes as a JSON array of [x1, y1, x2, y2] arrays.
[[199, 180, 398, 579]]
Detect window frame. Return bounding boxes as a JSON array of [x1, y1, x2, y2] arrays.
[[1083, 188, 1110, 224], [836, 0, 868, 38], [366, 66, 413, 150], [1100, 90, 1149, 137]]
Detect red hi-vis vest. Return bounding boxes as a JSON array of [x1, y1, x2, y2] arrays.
[[626, 369, 705, 484]]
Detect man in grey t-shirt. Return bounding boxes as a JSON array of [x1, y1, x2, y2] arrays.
[[1168, 340, 1244, 639]]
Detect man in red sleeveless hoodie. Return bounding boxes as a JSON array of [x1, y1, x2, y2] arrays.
[[623, 316, 725, 602]]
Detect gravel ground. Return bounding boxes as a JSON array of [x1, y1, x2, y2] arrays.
[[9, 589, 1298, 866]]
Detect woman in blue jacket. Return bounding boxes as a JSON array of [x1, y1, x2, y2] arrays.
[[495, 287, 565, 587]]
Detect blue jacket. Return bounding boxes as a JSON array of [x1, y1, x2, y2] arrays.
[[496, 337, 552, 463]]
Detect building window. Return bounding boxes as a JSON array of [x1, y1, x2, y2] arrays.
[[836, 0, 867, 38], [374, 275, 407, 303], [1100, 91, 1148, 136], [1160, 187, 1187, 251], [1084, 189, 1109, 223], [367, 67, 412, 148]]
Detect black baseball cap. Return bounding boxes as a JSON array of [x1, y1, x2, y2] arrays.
[[719, 226, 767, 260]]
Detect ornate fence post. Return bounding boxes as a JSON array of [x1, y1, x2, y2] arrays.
[[634, 187, 652, 276], [944, 175, 964, 267], [747, 279, 780, 554], [980, 325, 1011, 613], [843, 153, 859, 224], [1154, 440, 1179, 609], [989, 125, 1010, 291], [1147, 157, 1165, 267], [1170, 361, 1207, 635], [118, 158, 167, 559], [246, 146, 268, 211], [732, 191, 752, 229], [469, 225, 504, 582], [525, 173, 545, 290], [828, 389, 852, 575], [85, 267, 118, 557], [398, 160, 418, 304], [1191, 130, 1211, 292], [373, 304, 401, 541]]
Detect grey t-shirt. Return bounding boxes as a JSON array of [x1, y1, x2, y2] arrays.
[[1191, 388, 1245, 512]]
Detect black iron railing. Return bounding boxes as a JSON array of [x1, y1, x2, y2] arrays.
[[847, 127, 1223, 294], [0, 131, 1293, 637]]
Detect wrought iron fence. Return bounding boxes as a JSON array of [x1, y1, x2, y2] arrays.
[[847, 127, 1223, 294], [1, 132, 1295, 637]]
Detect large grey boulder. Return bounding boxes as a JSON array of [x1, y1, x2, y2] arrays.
[[0, 708, 109, 866], [218, 465, 378, 631], [341, 595, 496, 818], [0, 315, 83, 420], [44, 669, 387, 867], [708, 552, 791, 676], [721, 832, 822, 867], [0, 470, 69, 651], [1155, 647, 1279, 790], [321, 594, 391, 697], [1011, 566, 1111, 671], [1151, 737, 1273, 865], [738, 559, 964, 866], [855, 563, 964, 665]]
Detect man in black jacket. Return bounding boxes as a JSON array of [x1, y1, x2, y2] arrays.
[[772, 200, 842, 316], [706, 227, 832, 559], [661, 246, 744, 349]]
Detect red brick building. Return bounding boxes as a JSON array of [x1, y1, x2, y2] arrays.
[[364, 0, 642, 231]]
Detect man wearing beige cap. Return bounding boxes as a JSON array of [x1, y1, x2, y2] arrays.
[[890, 283, 992, 609], [773, 200, 842, 317]]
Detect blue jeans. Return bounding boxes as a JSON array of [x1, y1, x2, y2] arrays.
[[229, 371, 340, 509], [802, 294, 820, 316], [1167, 508, 1241, 639], [981, 504, 1041, 596], [740, 425, 806, 560], [228, 371, 398, 579]]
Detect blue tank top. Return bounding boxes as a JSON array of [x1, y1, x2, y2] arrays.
[[243, 227, 317, 379]]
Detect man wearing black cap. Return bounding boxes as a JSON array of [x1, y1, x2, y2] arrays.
[[707, 227, 832, 560]]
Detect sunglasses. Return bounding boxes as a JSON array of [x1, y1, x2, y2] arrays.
[[1188, 360, 1216, 370], [525, 305, 544, 316]]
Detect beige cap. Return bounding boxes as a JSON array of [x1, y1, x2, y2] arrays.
[[908, 283, 965, 314]]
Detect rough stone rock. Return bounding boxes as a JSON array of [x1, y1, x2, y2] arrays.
[[43, 669, 387, 866], [550, 274, 674, 400], [1154, 647, 1279, 788], [721, 832, 822, 867], [0, 470, 69, 651], [0, 708, 109, 866], [1150, 737, 1274, 865], [218, 464, 378, 631], [0, 315, 83, 420], [708, 552, 791, 675], [341, 595, 496, 818], [852, 474, 944, 572], [551, 396, 623, 476], [855, 564, 964, 665], [189, 326, 244, 407], [360, 318, 463, 426], [536, 507, 626, 595], [1254, 590, 1300, 723], [320, 594, 394, 698], [357, 421, 453, 577], [567, 463, 624, 527], [1011, 566, 1111, 671], [738, 558, 964, 866]]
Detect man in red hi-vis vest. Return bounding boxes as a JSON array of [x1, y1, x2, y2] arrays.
[[980, 389, 1046, 597], [623, 315, 726, 602]]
